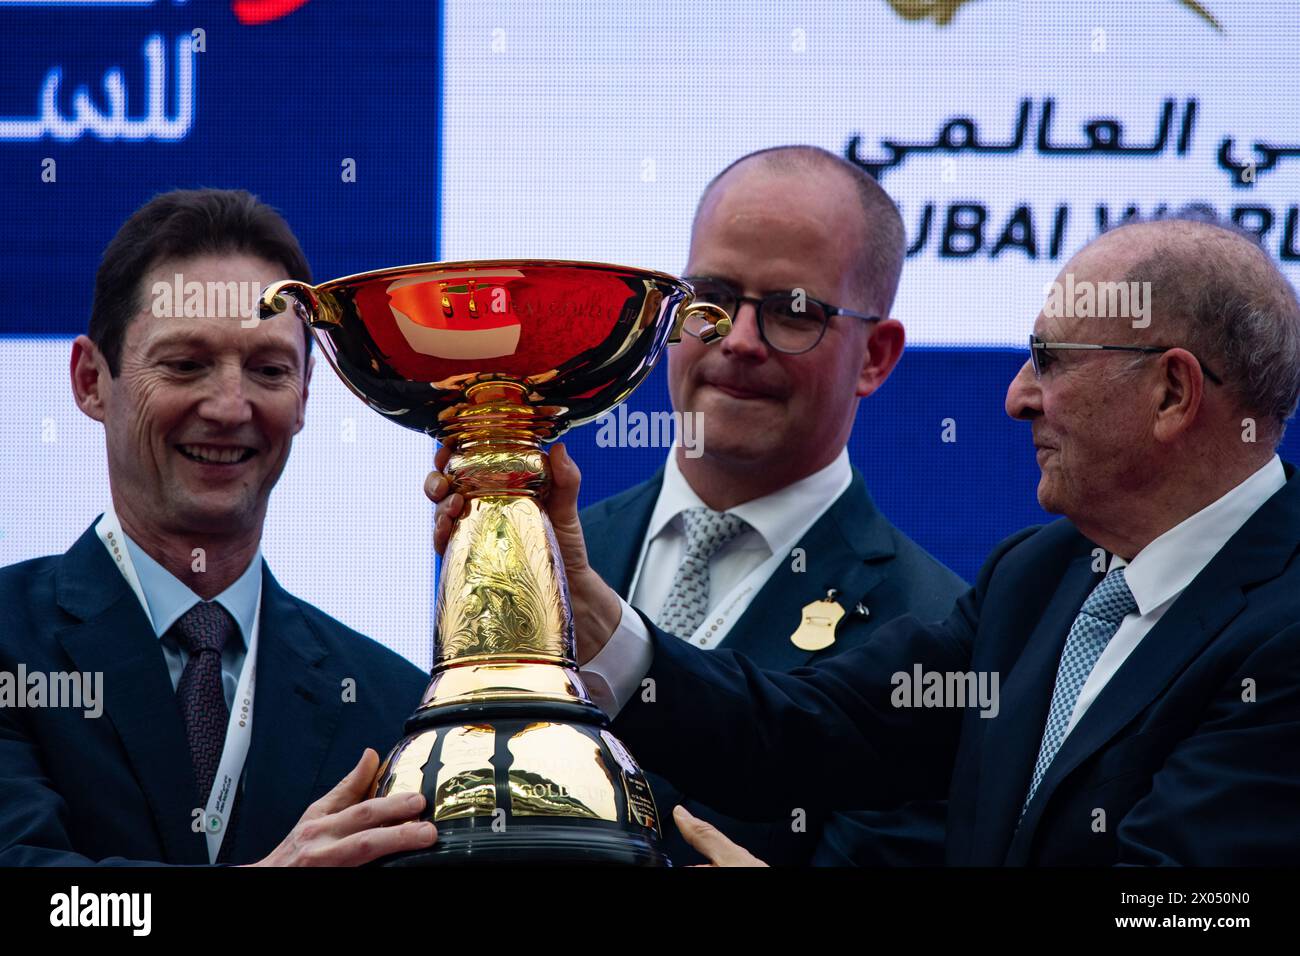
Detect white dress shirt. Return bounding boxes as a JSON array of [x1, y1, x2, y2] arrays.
[[585, 454, 1287, 728], [1065, 454, 1285, 736], [582, 447, 852, 712]]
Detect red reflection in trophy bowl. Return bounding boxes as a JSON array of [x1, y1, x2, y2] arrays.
[[257, 260, 717, 440], [252, 260, 731, 865]]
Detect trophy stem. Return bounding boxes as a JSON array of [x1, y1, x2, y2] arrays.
[[369, 383, 666, 864], [407, 394, 604, 723]]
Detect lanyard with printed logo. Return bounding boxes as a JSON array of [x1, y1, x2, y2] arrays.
[[96, 507, 259, 863]]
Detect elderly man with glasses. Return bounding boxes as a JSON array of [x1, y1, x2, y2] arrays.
[[431, 209, 1300, 868], [436, 210, 1300, 866], [433, 145, 968, 866]]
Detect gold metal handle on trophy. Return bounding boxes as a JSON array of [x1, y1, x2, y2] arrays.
[[256, 279, 340, 328], [670, 301, 732, 345]]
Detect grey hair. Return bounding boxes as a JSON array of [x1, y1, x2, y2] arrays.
[[1108, 210, 1300, 443]]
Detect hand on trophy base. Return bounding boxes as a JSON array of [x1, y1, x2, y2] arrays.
[[672, 806, 768, 867], [245, 749, 438, 866]]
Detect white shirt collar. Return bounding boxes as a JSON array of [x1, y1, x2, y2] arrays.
[[1111, 455, 1286, 615], [645, 447, 853, 555], [99, 502, 262, 645], [121, 529, 262, 645]]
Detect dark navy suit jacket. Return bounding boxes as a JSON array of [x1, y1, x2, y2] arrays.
[[581, 466, 967, 866], [610, 466, 1300, 865], [0, 521, 427, 866]]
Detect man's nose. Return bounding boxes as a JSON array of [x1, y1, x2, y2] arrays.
[[719, 300, 768, 361], [1005, 359, 1042, 420], [198, 361, 254, 426]]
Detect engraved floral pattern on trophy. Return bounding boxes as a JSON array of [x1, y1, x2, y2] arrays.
[[255, 263, 733, 862], [435, 438, 573, 666]]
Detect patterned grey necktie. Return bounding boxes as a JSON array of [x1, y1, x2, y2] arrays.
[[656, 506, 751, 640], [1021, 565, 1138, 813]]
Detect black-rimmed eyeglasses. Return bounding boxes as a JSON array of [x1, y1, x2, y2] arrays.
[[1029, 333, 1223, 385], [683, 276, 881, 355]]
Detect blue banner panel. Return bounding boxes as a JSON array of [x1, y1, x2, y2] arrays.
[[0, 0, 441, 334], [568, 349, 1300, 584]]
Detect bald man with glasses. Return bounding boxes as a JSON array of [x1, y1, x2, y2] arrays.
[[480, 211, 1300, 866], [432, 145, 968, 867]]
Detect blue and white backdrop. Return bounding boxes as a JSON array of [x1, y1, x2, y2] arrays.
[[3, 0, 1298, 667]]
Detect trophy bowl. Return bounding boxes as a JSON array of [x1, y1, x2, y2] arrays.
[[258, 261, 730, 865]]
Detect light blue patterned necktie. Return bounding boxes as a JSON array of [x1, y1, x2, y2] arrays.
[[656, 507, 750, 640], [1021, 565, 1138, 814]]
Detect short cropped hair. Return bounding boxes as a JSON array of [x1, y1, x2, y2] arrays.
[[695, 145, 907, 315], [89, 188, 312, 375], [1109, 210, 1300, 440]]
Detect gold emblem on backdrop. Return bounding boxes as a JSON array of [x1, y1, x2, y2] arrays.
[[885, 0, 1221, 31]]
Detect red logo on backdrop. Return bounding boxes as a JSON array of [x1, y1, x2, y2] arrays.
[[232, 0, 312, 26]]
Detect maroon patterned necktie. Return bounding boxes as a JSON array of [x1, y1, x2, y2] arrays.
[[172, 601, 235, 806]]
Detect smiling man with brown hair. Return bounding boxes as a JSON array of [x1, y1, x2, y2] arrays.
[[0, 189, 437, 866]]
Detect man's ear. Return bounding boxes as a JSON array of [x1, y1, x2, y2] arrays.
[[70, 335, 110, 423], [856, 318, 905, 398], [1152, 347, 1204, 443]]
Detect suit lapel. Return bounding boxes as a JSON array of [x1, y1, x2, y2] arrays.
[[718, 474, 894, 671], [584, 468, 663, 596], [54, 523, 208, 864], [968, 552, 1098, 864], [1010, 467, 1300, 861], [1010, 581, 1245, 859], [231, 565, 344, 862]]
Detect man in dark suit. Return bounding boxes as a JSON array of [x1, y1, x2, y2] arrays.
[[582, 145, 966, 866], [0, 189, 437, 866], [439, 146, 968, 866], [581, 469, 963, 866], [435, 213, 1300, 864]]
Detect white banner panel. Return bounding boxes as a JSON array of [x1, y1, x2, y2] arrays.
[[0, 339, 435, 670], [440, 0, 1300, 345]]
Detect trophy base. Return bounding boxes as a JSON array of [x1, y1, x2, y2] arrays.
[[370, 702, 670, 867], [378, 820, 669, 867]]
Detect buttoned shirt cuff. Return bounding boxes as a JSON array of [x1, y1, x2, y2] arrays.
[[580, 597, 654, 718]]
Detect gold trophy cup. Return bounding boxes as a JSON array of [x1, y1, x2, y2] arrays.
[[257, 261, 730, 865]]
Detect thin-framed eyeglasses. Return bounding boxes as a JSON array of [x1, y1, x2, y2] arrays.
[[683, 276, 881, 355], [1029, 333, 1223, 385]]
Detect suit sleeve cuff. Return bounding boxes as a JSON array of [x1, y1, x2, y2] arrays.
[[580, 597, 654, 718]]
